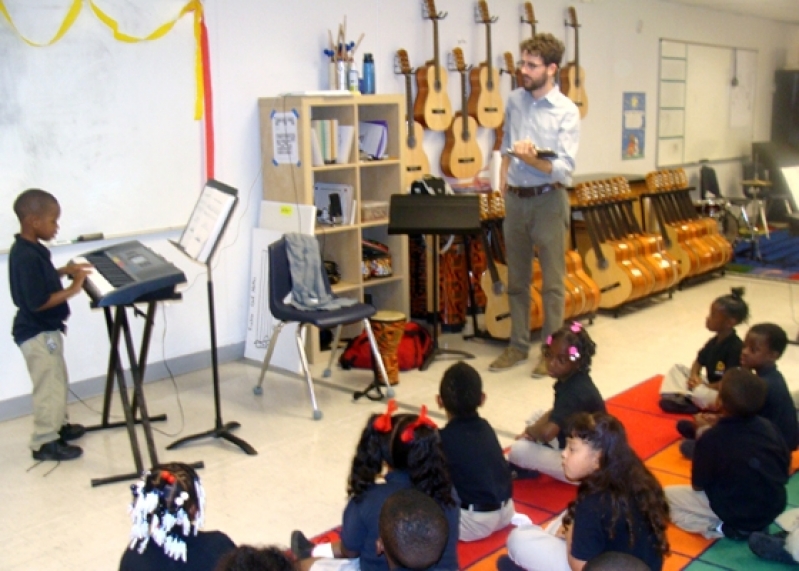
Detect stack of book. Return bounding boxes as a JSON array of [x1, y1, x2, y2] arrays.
[[311, 119, 355, 166]]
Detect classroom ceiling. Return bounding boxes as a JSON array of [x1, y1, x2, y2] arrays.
[[658, 0, 799, 25]]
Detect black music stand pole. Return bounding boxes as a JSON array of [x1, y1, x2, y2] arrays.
[[167, 179, 255, 455], [167, 262, 256, 455]]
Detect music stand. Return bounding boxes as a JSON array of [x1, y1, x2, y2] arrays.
[[388, 194, 481, 370], [167, 180, 256, 455]]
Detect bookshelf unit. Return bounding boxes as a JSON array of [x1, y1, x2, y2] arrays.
[[258, 94, 409, 362]]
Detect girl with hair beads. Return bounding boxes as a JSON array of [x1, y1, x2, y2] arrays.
[[659, 288, 748, 414], [499, 413, 670, 571], [508, 322, 605, 483], [120, 462, 235, 571], [290, 401, 459, 571]]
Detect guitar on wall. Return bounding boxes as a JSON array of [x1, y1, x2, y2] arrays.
[[414, 0, 453, 132], [518, 2, 537, 86], [492, 52, 519, 153], [396, 49, 431, 190], [441, 48, 483, 179], [560, 6, 588, 118], [468, 0, 504, 129]]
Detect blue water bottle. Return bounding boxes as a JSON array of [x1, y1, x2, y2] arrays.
[[362, 53, 375, 95]]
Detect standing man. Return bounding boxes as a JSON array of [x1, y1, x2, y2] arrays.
[[489, 34, 580, 377]]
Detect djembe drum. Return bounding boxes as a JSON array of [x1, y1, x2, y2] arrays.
[[369, 310, 406, 386]]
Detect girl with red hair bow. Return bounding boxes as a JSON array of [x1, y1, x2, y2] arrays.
[[290, 400, 460, 571]]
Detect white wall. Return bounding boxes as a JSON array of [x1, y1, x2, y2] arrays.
[[1, 0, 797, 415]]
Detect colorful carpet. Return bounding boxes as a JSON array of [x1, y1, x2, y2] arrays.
[[310, 376, 799, 570], [727, 229, 799, 282]]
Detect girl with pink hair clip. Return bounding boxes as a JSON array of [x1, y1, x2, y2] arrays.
[[507, 322, 605, 484]]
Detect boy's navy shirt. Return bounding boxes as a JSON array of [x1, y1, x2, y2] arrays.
[[9, 234, 69, 345]]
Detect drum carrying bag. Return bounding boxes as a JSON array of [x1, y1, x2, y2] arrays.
[[339, 322, 433, 371]]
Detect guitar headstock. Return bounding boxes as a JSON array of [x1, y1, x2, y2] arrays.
[[566, 6, 579, 28], [452, 47, 468, 74], [396, 49, 412, 75], [422, 0, 444, 21], [475, 0, 496, 24], [503, 52, 516, 75], [524, 2, 536, 25]]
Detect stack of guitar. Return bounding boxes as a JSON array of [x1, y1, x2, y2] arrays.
[[644, 169, 732, 280], [479, 191, 600, 340], [574, 177, 680, 310]]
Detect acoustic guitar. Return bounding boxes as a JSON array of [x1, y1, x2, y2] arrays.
[[492, 52, 518, 153], [414, 0, 453, 132], [560, 6, 588, 118], [518, 2, 537, 86], [468, 0, 504, 129], [396, 49, 431, 190], [441, 48, 483, 179]]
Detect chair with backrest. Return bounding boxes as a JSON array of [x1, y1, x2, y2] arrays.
[[252, 236, 393, 419]]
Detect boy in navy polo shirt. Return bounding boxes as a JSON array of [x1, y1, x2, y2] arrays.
[[9, 189, 89, 461], [437, 361, 514, 541]]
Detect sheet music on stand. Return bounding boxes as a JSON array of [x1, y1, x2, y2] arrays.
[[177, 180, 238, 263]]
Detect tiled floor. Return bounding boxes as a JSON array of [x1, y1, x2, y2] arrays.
[[2, 274, 799, 570]]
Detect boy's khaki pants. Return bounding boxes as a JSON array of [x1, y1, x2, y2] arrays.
[[20, 331, 69, 451]]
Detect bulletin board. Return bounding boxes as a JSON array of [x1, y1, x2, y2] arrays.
[[657, 39, 757, 166]]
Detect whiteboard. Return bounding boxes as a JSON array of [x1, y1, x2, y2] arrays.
[[657, 40, 756, 166], [0, 1, 200, 244]]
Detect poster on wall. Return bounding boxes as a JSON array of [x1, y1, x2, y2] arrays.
[[622, 92, 646, 160]]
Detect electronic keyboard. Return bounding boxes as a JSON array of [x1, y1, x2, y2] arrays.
[[73, 241, 186, 307]]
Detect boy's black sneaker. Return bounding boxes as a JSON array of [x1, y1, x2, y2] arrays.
[[290, 530, 315, 560], [748, 531, 796, 564], [496, 555, 527, 571], [678, 439, 696, 460], [509, 462, 540, 480], [59, 423, 86, 442], [659, 394, 700, 414], [676, 419, 697, 440], [32, 440, 82, 461]]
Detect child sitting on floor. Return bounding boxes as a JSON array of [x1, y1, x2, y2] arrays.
[[508, 322, 605, 483], [499, 412, 670, 571], [665, 367, 790, 541], [377, 489, 448, 570], [677, 322, 798, 459], [290, 401, 459, 571], [121, 462, 236, 571], [659, 288, 747, 414], [436, 361, 514, 541]]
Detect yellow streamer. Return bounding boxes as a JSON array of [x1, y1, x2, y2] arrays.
[[0, 0, 82, 47], [0, 0, 205, 119]]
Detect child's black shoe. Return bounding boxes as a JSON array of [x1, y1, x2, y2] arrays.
[[59, 423, 86, 441], [290, 530, 315, 560], [32, 439, 82, 461], [748, 531, 796, 564], [676, 419, 697, 440], [659, 394, 700, 414]]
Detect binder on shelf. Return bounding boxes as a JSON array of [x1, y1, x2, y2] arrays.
[[358, 120, 388, 158], [337, 125, 355, 164]]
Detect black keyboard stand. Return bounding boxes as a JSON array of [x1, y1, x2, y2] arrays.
[[88, 300, 203, 487]]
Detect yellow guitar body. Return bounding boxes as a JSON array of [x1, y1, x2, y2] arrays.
[[582, 243, 634, 309], [403, 120, 430, 190], [561, 64, 588, 118], [441, 113, 482, 179], [468, 65, 504, 129], [414, 65, 453, 132]]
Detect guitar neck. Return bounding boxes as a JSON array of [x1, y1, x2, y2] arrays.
[[485, 23, 494, 90], [460, 71, 469, 141], [432, 19, 442, 89], [404, 73, 415, 148]]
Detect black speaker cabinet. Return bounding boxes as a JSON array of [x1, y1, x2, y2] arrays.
[[771, 70, 799, 150]]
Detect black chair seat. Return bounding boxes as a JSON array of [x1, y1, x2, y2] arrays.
[[272, 302, 376, 329]]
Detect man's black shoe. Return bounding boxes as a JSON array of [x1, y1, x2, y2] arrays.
[[32, 440, 82, 461], [59, 423, 86, 442], [290, 530, 315, 560]]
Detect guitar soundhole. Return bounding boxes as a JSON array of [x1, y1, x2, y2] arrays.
[[406, 166, 422, 172], [432, 109, 446, 115], [485, 107, 498, 112], [458, 158, 475, 164]]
